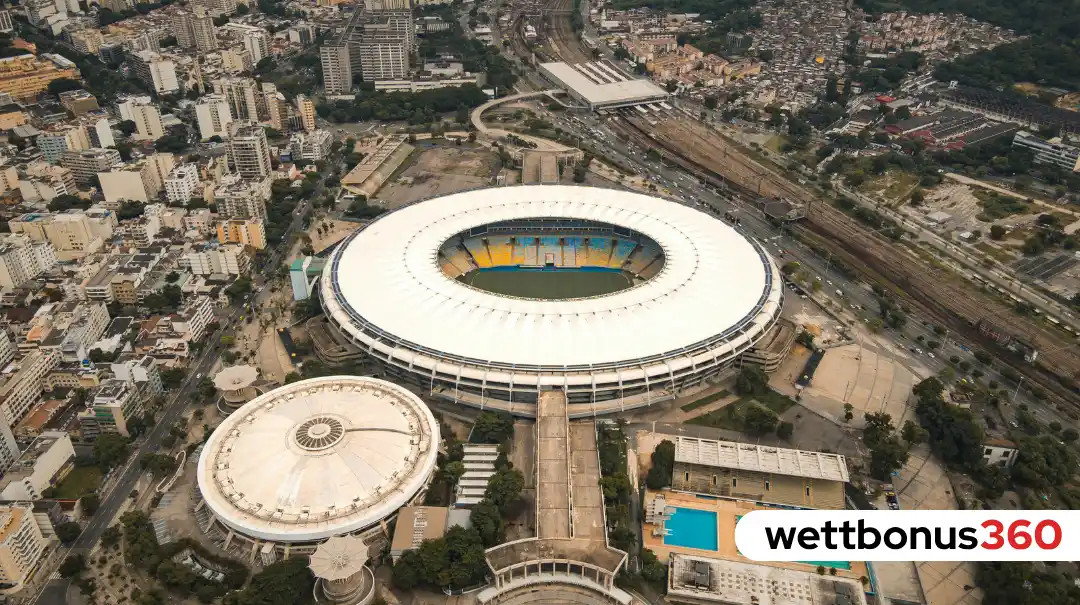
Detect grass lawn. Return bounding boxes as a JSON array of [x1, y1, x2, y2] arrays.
[[764, 135, 788, 155], [51, 466, 103, 499], [687, 390, 797, 432], [681, 389, 731, 412]]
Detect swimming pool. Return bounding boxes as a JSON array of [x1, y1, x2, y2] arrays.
[[664, 507, 718, 551]]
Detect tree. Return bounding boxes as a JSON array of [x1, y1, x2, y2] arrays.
[[59, 554, 87, 578], [470, 499, 504, 547], [471, 411, 514, 444], [284, 371, 302, 384], [165, 271, 180, 283], [222, 557, 314, 605], [101, 525, 122, 548], [56, 521, 82, 544], [743, 404, 779, 436], [81, 493, 100, 515], [485, 468, 524, 512], [646, 439, 675, 489], [869, 436, 909, 480], [160, 367, 186, 388], [776, 421, 794, 440], [93, 433, 130, 470], [118, 119, 138, 136], [863, 412, 896, 447], [47, 78, 83, 96], [1062, 428, 1079, 442], [989, 224, 1007, 240], [734, 365, 769, 396], [901, 420, 926, 445]]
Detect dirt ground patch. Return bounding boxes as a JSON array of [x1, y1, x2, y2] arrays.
[[310, 218, 362, 254], [375, 145, 499, 208]]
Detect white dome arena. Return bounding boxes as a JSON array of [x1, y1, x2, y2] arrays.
[[320, 185, 784, 415], [196, 376, 439, 545]]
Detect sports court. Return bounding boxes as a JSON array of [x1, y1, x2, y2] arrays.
[[458, 268, 634, 299]]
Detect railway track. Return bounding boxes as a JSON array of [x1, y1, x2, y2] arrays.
[[545, 0, 592, 64], [608, 113, 1080, 409]]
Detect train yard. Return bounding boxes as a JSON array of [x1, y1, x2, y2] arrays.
[[607, 112, 1080, 410]]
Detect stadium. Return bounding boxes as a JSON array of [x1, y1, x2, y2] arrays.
[[194, 376, 439, 561], [317, 185, 786, 416]]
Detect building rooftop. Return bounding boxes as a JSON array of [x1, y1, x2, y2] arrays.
[[2, 431, 69, 480], [674, 437, 849, 482], [668, 554, 867, 605], [540, 61, 668, 106], [390, 506, 449, 553]]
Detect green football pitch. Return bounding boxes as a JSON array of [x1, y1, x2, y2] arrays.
[[459, 270, 633, 299]]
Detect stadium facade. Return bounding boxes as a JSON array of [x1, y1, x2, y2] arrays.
[[318, 185, 785, 417]]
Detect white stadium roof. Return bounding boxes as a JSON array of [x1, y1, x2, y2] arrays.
[[196, 376, 439, 542], [323, 186, 779, 369]]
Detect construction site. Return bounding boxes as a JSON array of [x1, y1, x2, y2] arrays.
[[605, 111, 1080, 412]]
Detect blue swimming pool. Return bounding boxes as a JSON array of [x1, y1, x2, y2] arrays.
[[663, 507, 718, 551]]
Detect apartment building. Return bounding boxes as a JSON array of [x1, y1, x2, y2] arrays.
[[261, 82, 289, 131], [295, 94, 317, 132], [111, 355, 163, 397], [215, 174, 271, 220], [194, 94, 233, 141], [0, 54, 79, 101], [69, 27, 104, 56], [98, 153, 175, 204], [78, 379, 141, 437], [0, 331, 14, 369], [10, 209, 116, 259], [60, 147, 122, 185], [164, 164, 200, 203], [58, 90, 100, 116], [0, 104, 26, 131], [320, 44, 353, 94], [10, 211, 108, 262], [225, 123, 272, 179], [183, 208, 214, 234], [221, 23, 270, 63], [355, 39, 409, 80], [220, 47, 253, 74], [0, 233, 58, 290], [117, 98, 165, 141], [1012, 130, 1080, 172], [192, 7, 218, 53], [191, 0, 237, 17], [217, 218, 266, 250], [18, 162, 75, 203], [183, 245, 250, 275], [213, 77, 261, 123], [128, 51, 180, 95], [0, 431, 75, 501], [289, 129, 333, 161], [37, 124, 91, 164], [0, 349, 60, 426], [0, 11, 13, 34], [85, 116, 115, 149], [0, 505, 48, 592], [171, 295, 214, 342]]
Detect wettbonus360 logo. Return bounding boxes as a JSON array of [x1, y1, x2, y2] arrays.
[[734, 510, 1076, 561]]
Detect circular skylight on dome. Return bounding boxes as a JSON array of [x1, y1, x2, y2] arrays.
[[294, 416, 346, 451]]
